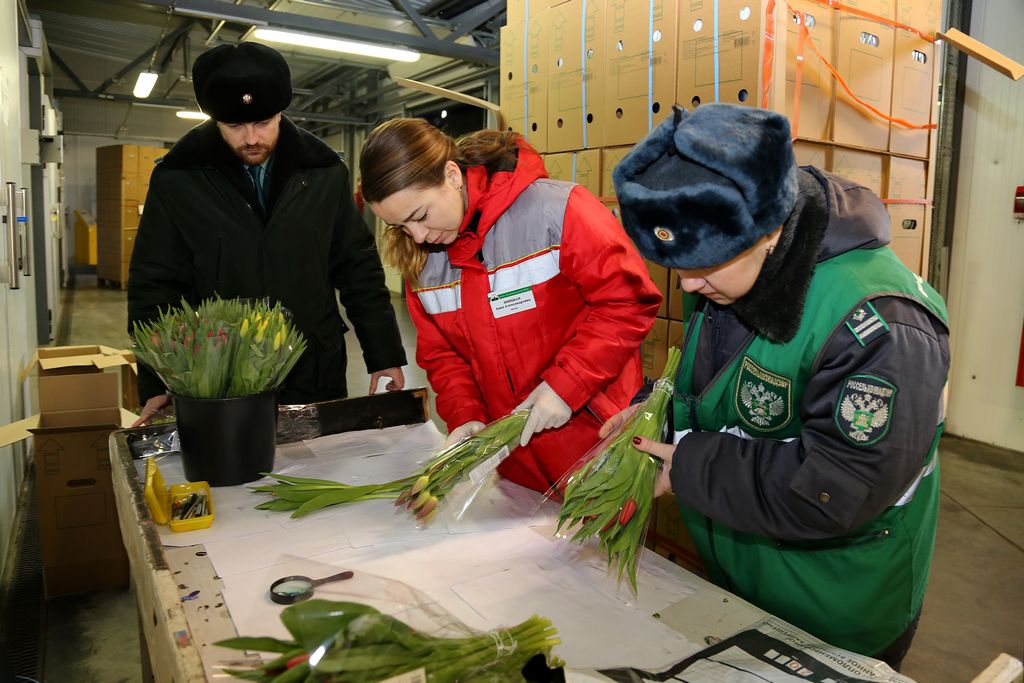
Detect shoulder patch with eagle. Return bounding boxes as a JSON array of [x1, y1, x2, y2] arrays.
[[835, 374, 897, 446]]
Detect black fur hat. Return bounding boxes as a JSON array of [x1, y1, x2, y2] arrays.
[[193, 43, 292, 123], [612, 104, 798, 270]]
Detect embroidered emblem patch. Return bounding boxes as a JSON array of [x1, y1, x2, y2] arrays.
[[654, 227, 674, 242], [735, 357, 793, 432], [844, 300, 890, 347], [836, 374, 897, 446], [242, 93, 254, 104]]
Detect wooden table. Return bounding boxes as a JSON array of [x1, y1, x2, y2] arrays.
[[109, 391, 910, 683]]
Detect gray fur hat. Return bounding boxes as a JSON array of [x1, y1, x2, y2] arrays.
[[612, 104, 798, 269]]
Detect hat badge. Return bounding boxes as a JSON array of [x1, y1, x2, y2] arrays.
[[241, 93, 254, 105], [654, 227, 674, 242]]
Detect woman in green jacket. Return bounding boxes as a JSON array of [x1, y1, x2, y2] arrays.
[[609, 103, 950, 671]]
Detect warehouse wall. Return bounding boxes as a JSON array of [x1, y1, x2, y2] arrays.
[[0, 0, 35, 581], [944, 0, 1024, 451]]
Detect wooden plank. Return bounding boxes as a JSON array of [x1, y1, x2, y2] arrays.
[[937, 28, 1024, 81], [279, 387, 430, 443], [110, 430, 208, 683]]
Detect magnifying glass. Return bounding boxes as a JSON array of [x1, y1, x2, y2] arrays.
[[269, 570, 354, 605]]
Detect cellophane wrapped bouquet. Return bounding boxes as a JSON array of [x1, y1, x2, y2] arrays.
[[132, 296, 306, 398], [216, 598, 562, 682], [252, 411, 529, 522], [554, 346, 682, 592]]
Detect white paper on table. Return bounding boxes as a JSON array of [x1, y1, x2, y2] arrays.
[[449, 561, 697, 670], [202, 524, 352, 578], [294, 423, 445, 483], [540, 537, 698, 614]]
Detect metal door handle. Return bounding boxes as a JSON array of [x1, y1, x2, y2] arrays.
[[18, 188, 31, 276], [3, 182, 18, 289]]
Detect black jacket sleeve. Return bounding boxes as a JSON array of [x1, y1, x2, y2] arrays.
[[669, 296, 950, 540], [328, 163, 407, 373], [127, 171, 194, 403]]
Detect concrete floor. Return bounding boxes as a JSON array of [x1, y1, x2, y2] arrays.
[[39, 275, 1024, 682]]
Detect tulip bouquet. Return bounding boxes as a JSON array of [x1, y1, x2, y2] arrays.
[[395, 410, 529, 523], [132, 297, 306, 398], [253, 411, 529, 522], [217, 599, 562, 682], [555, 346, 682, 592]]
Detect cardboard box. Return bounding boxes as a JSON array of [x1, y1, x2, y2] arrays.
[[888, 24, 934, 157], [668, 319, 685, 350], [0, 363, 138, 597], [644, 259, 669, 318], [887, 206, 925, 273], [668, 284, 699, 323], [499, 15, 550, 151], [543, 149, 602, 196], [677, 0, 762, 111], [832, 0, 896, 151], [786, 0, 836, 141], [887, 156, 927, 199], [599, 146, 634, 198], [547, 0, 607, 151], [792, 140, 832, 169], [641, 317, 669, 380], [603, 0, 678, 147], [506, 0, 548, 25], [651, 493, 705, 576], [831, 147, 884, 195]]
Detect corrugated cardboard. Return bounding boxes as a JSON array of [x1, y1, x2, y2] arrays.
[[889, 2, 934, 158], [543, 149, 602, 196], [499, 15, 551, 151], [887, 206, 925, 274], [506, 0, 548, 26], [641, 317, 669, 380], [29, 373, 132, 597], [793, 140, 833, 169], [832, 0, 896, 151], [677, 0, 761, 111], [786, 0, 836, 141], [831, 147, 885, 196], [887, 156, 927, 200], [547, 0, 607, 151], [599, 146, 634, 198], [603, 0, 678, 146], [644, 260, 669, 318]]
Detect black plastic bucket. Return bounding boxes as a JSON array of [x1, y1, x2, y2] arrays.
[[173, 391, 278, 486]]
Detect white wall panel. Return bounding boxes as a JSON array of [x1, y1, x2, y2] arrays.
[[945, 0, 1024, 450]]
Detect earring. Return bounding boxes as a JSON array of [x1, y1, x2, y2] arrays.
[[766, 242, 776, 256]]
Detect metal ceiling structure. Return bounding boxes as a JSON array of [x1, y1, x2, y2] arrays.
[[26, 0, 505, 140]]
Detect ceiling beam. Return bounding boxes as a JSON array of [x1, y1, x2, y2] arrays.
[[48, 47, 90, 92], [54, 88, 366, 125], [93, 20, 196, 94], [390, 0, 434, 39], [442, 0, 505, 44], [131, 0, 499, 65]]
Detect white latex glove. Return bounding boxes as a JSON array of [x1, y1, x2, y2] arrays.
[[516, 381, 572, 446], [443, 420, 486, 448]]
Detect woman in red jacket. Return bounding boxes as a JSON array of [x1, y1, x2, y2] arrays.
[[359, 119, 661, 492]]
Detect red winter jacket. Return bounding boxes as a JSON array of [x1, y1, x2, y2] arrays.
[[407, 143, 661, 491]]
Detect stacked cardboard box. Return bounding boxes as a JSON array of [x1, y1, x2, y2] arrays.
[[0, 346, 138, 596], [95, 144, 165, 288], [505, 0, 941, 278], [514, 0, 941, 577]]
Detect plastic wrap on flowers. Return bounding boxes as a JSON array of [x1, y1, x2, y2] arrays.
[[251, 411, 528, 521], [551, 346, 682, 593], [395, 410, 529, 524], [213, 561, 563, 682]]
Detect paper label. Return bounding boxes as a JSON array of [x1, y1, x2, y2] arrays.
[[488, 286, 537, 318], [469, 445, 511, 484]]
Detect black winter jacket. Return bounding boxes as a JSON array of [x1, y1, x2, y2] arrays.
[[127, 117, 406, 404]]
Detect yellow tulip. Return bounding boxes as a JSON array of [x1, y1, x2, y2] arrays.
[[273, 329, 283, 351]]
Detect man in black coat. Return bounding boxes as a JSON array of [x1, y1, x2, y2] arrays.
[[128, 42, 406, 422]]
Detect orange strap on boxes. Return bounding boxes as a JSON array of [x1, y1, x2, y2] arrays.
[[764, 2, 938, 134]]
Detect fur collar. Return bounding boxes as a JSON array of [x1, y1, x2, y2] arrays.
[[159, 116, 339, 171], [730, 170, 828, 342]]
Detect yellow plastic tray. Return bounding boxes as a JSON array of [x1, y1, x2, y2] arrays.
[[144, 458, 215, 532]]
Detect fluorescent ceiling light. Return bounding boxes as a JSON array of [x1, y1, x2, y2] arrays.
[[254, 28, 420, 63], [133, 71, 159, 98], [176, 110, 210, 120]]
